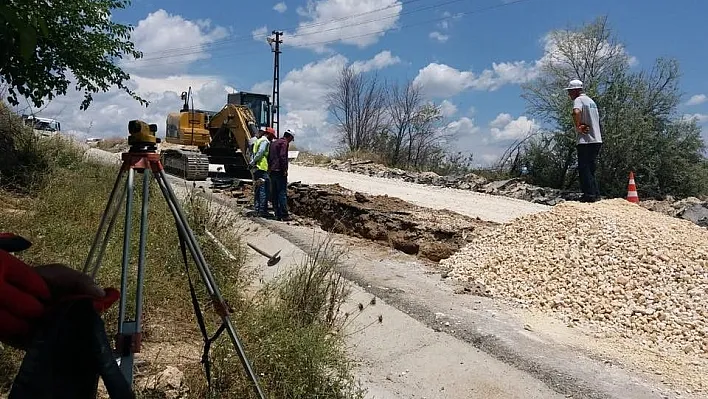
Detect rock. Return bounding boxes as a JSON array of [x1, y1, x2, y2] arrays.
[[419, 242, 457, 262], [144, 366, 186, 398], [439, 198, 708, 357], [678, 203, 708, 227], [354, 192, 369, 203]]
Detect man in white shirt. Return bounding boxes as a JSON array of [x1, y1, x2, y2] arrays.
[[566, 79, 602, 203]]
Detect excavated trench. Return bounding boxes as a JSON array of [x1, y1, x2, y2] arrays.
[[285, 182, 497, 262]]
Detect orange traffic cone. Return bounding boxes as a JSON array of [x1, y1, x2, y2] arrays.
[[626, 171, 639, 203]]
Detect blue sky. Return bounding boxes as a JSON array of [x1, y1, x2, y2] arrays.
[[13, 0, 708, 166]]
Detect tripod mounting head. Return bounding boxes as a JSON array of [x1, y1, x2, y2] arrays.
[[127, 120, 161, 152]]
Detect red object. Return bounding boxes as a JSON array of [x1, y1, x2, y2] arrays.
[[626, 171, 639, 203], [0, 250, 52, 341], [0, 247, 120, 346]]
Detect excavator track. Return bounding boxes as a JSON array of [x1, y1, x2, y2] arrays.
[[160, 148, 209, 181]]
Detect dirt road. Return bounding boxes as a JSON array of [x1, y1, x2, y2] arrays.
[[288, 164, 550, 223], [83, 146, 695, 398]]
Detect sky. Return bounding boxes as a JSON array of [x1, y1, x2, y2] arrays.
[[6, 0, 708, 167]]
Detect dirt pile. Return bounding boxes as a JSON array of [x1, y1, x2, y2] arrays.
[[440, 199, 708, 358], [287, 182, 496, 262]]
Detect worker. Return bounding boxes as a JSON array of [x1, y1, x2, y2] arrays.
[[246, 127, 264, 164], [268, 129, 295, 221], [249, 127, 276, 218], [566, 79, 602, 203]]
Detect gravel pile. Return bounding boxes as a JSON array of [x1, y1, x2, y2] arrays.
[[441, 198, 708, 356]]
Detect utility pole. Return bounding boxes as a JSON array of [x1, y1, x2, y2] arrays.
[[267, 31, 283, 138]]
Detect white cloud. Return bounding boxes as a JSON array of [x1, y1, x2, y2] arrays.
[[252, 26, 268, 41], [120, 9, 228, 77], [413, 61, 538, 98], [429, 31, 449, 43], [683, 113, 708, 124], [350, 50, 401, 73], [5, 11, 235, 140], [445, 116, 479, 137], [273, 2, 288, 13], [439, 100, 457, 117], [413, 29, 638, 98], [686, 94, 707, 106], [489, 113, 538, 141], [249, 51, 400, 153], [285, 0, 403, 52], [413, 63, 476, 98]]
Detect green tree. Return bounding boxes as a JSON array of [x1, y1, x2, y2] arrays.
[[519, 16, 707, 198], [0, 0, 147, 110]]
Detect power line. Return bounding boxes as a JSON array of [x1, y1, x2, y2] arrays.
[[139, 0, 428, 58], [136, 0, 537, 69], [127, 0, 472, 64]]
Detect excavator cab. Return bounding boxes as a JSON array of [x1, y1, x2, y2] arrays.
[[227, 92, 272, 130]]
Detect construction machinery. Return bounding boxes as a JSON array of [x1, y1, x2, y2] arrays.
[[161, 88, 272, 180], [160, 31, 283, 181]]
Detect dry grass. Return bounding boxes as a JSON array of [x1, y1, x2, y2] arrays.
[[0, 104, 365, 398], [96, 136, 129, 153]]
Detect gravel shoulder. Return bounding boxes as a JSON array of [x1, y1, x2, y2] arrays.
[[288, 164, 550, 223], [257, 220, 695, 399]]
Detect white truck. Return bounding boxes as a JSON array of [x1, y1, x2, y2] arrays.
[[22, 115, 61, 137]]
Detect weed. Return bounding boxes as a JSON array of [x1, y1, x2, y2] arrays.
[[0, 102, 85, 193], [0, 123, 365, 398], [186, 234, 365, 399]]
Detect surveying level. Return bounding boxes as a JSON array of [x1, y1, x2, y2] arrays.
[[83, 120, 266, 398], [127, 120, 161, 151]]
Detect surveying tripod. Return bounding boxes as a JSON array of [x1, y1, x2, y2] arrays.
[[82, 120, 266, 398]]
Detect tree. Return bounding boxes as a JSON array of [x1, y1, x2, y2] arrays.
[[326, 69, 474, 175], [0, 0, 147, 110], [385, 79, 423, 166], [326, 65, 387, 153], [519, 16, 707, 198]]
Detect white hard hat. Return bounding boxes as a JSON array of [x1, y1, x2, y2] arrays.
[[565, 79, 583, 90]]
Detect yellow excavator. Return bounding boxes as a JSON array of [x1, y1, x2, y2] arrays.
[[160, 88, 272, 180]]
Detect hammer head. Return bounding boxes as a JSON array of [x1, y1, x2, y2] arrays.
[[267, 250, 282, 266]]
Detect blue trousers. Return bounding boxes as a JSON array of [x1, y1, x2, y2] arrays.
[[270, 171, 289, 218], [253, 170, 270, 215]]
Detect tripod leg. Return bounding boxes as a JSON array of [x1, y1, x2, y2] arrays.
[[89, 191, 127, 280], [116, 168, 136, 384], [83, 165, 127, 274], [153, 170, 266, 399], [133, 170, 150, 342]]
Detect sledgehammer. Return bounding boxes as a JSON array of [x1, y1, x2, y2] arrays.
[[247, 242, 281, 266]]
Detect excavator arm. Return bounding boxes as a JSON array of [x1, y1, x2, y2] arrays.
[[208, 104, 260, 155], [202, 103, 262, 179]]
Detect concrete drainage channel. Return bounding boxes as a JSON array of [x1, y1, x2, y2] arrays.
[[188, 180, 688, 399]]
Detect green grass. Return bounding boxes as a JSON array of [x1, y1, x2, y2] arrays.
[[0, 104, 365, 399]]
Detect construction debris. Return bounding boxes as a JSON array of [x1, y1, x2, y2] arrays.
[[440, 198, 708, 357], [296, 158, 574, 205], [287, 182, 496, 262], [297, 157, 708, 227]]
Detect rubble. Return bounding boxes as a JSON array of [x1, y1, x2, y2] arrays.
[[296, 157, 708, 227], [440, 198, 708, 358], [286, 182, 496, 262], [296, 158, 572, 206]]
